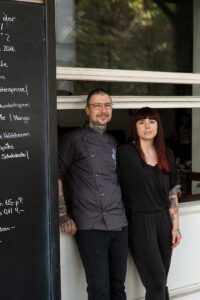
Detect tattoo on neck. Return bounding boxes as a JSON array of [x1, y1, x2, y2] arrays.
[[90, 124, 107, 134]]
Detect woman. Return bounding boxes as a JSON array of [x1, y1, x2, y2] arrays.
[[117, 107, 182, 300]]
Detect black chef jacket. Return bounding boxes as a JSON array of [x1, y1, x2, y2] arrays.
[[58, 126, 127, 231]]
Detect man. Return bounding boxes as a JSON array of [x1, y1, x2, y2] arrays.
[[58, 88, 128, 300]]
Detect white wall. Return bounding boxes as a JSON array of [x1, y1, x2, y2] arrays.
[[192, 0, 200, 194], [60, 201, 200, 300], [168, 202, 200, 298]]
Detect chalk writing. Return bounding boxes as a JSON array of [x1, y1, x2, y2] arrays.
[[0, 2, 47, 255], [0, 113, 6, 120], [9, 114, 30, 124], [0, 60, 8, 68], [0, 45, 16, 52], [0, 142, 14, 152], [2, 13, 16, 22], [0, 226, 15, 232], [0, 132, 30, 139], [0, 196, 25, 217], [0, 85, 29, 95], [0, 12, 16, 43], [0, 34, 10, 42], [1, 150, 29, 160], [0, 102, 30, 109]]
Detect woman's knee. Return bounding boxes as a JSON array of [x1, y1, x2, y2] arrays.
[[145, 277, 166, 300]]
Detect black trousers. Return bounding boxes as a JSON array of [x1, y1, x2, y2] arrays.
[[75, 227, 128, 300], [128, 209, 172, 300]]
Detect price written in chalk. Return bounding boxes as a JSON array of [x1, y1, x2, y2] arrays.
[[0, 196, 25, 216]]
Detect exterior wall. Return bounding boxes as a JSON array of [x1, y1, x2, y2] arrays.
[[192, 0, 200, 194], [168, 201, 200, 298], [60, 201, 200, 300]]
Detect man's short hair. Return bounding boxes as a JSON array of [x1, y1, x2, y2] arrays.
[[86, 88, 111, 106]]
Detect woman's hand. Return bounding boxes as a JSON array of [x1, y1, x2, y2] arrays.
[[172, 227, 182, 249]]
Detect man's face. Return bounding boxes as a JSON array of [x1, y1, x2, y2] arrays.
[[85, 93, 113, 127]]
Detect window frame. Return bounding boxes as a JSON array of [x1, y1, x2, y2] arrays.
[[57, 67, 200, 109]]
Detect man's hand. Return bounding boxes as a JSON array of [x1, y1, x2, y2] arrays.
[[60, 215, 77, 235], [59, 191, 77, 235]]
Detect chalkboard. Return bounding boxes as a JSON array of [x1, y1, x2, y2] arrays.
[[0, 1, 59, 299]]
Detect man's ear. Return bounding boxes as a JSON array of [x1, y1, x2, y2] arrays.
[[85, 105, 89, 116]]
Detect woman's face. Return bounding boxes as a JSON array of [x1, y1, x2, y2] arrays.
[[136, 117, 158, 141]]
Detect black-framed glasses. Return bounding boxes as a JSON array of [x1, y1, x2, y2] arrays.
[[88, 103, 113, 110]]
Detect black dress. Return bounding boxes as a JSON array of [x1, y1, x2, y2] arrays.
[[117, 143, 179, 300]]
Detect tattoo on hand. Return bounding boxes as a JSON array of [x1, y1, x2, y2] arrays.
[[59, 215, 71, 226], [175, 228, 182, 236]]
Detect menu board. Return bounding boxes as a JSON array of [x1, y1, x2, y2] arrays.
[[0, 1, 55, 299]]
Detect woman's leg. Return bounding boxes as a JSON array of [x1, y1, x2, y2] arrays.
[[128, 211, 171, 300]]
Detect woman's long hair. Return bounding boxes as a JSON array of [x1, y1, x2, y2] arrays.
[[132, 107, 170, 173]]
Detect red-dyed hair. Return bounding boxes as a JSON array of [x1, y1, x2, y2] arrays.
[[132, 107, 170, 173]]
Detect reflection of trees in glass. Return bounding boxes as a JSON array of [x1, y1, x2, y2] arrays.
[[75, 0, 192, 73], [153, 0, 193, 96], [154, 0, 193, 73]]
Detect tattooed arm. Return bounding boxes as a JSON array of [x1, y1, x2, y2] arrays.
[[169, 187, 182, 249], [58, 179, 77, 235]]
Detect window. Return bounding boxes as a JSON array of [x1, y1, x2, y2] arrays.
[[56, 0, 200, 202]]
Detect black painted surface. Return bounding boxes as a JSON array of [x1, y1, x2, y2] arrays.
[[0, 1, 55, 299]]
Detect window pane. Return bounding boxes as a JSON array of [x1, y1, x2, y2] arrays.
[[56, 0, 193, 73], [57, 80, 193, 98]]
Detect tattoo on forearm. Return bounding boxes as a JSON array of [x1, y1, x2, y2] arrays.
[[170, 213, 175, 222], [169, 190, 178, 212], [169, 197, 177, 208], [59, 195, 67, 216], [59, 195, 72, 226], [171, 207, 178, 215]]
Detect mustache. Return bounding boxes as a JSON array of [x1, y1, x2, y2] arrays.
[[97, 113, 110, 117]]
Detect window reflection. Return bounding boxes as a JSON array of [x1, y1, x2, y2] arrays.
[[56, 0, 193, 73]]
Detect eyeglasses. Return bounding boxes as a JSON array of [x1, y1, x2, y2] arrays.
[[88, 103, 113, 110]]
